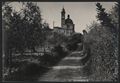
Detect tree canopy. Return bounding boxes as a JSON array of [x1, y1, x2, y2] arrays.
[[2, 2, 45, 53]]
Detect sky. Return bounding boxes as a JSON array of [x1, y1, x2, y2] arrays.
[[9, 2, 116, 33]]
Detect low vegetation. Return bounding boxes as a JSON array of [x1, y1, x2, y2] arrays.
[[84, 3, 118, 81], [5, 61, 49, 81], [66, 33, 83, 51]]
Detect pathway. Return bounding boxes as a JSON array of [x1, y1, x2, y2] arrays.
[[38, 49, 90, 82]]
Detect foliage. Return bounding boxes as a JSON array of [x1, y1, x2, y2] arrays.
[[2, 2, 46, 69], [3, 2, 70, 81], [48, 32, 68, 45], [21, 2, 43, 51], [5, 62, 49, 81], [109, 3, 119, 25], [53, 45, 64, 55], [85, 3, 119, 81], [39, 53, 56, 66], [66, 33, 83, 51], [96, 2, 117, 34], [2, 2, 44, 53], [39, 45, 68, 67], [52, 45, 68, 63]]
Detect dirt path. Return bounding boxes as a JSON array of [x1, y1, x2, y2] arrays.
[[38, 50, 89, 82]]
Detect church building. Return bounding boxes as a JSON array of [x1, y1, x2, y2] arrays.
[[53, 7, 75, 36]]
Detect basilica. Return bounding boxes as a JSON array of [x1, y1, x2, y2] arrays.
[[53, 7, 75, 36]]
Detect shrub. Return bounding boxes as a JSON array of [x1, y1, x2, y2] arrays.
[[39, 53, 56, 67], [5, 62, 49, 81], [85, 24, 118, 81], [66, 33, 83, 51]]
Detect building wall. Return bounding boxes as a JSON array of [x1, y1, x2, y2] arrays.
[[53, 24, 74, 36]]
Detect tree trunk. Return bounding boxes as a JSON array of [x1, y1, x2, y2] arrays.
[[8, 49, 12, 74]]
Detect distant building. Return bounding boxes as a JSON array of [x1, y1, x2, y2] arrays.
[[53, 7, 75, 36]]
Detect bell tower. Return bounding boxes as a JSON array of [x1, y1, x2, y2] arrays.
[[61, 7, 65, 28]]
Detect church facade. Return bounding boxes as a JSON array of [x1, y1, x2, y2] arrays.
[[53, 7, 75, 36]]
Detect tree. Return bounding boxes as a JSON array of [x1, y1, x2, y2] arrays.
[[96, 3, 117, 34], [109, 3, 119, 33], [2, 2, 44, 74], [85, 3, 119, 81], [2, 3, 14, 73], [22, 2, 43, 52], [2, 2, 44, 53], [109, 3, 119, 80]]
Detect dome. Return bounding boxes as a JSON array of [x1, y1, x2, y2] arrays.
[[65, 15, 73, 24]]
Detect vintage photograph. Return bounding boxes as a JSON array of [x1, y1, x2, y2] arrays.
[[2, 2, 119, 82]]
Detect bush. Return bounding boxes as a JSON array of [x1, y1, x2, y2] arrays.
[[66, 33, 83, 51], [53, 45, 68, 57], [38, 45, 68, 67], [85, 24, 118, 81], [39, 53, 56, 67], [5, 62, 49, 81]]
